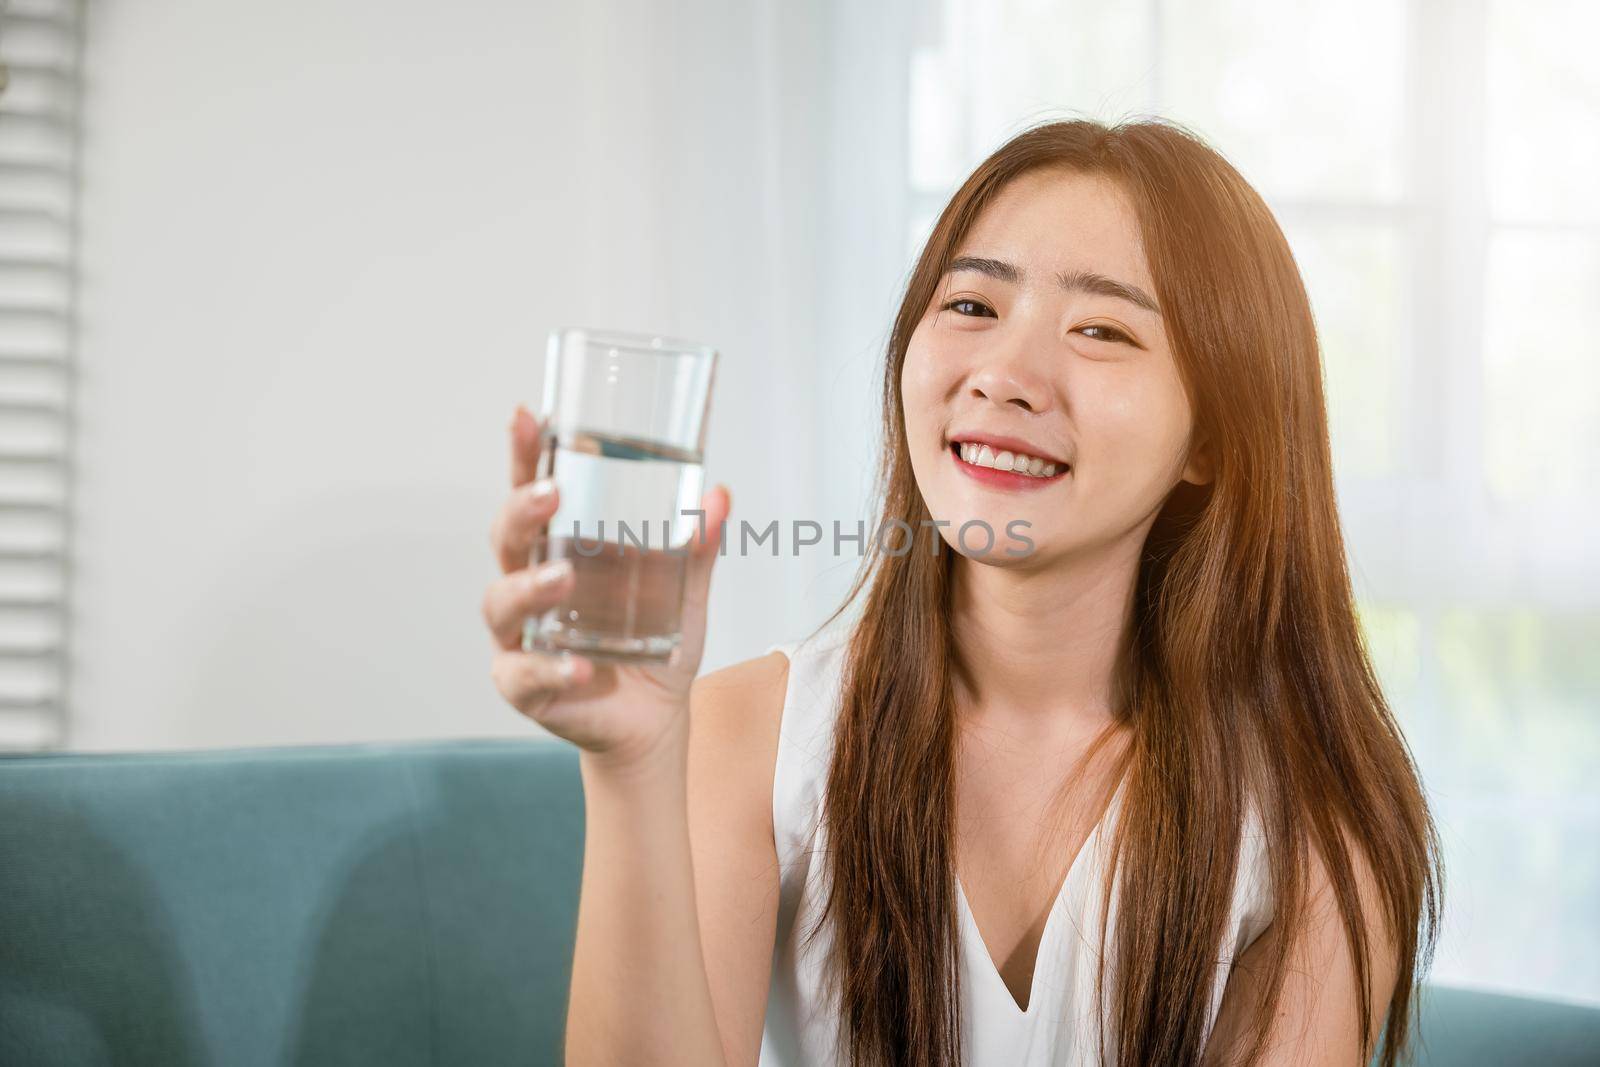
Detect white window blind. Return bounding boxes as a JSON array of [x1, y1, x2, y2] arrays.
[[0, 0, 81, 751]]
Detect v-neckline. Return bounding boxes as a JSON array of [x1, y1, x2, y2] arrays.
[[954, 781, 1124, 1017]]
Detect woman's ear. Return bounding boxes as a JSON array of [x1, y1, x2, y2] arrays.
[[1182, 434, 1215, 487]]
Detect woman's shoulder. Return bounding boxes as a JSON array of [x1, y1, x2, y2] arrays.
[[687, 625, 854, 868], [688, 618, 854, 773], [684, 652, 794, 874], [688, 648, 793, 776], [693, 646, 792, 703]]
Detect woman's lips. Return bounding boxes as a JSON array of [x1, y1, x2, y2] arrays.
[[948, 441, 1068, 490]]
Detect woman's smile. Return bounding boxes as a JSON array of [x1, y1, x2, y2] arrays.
[[947, 433, 1071, 491]]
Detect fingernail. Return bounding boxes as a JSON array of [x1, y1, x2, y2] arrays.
[[557, 652, 579, 681], [524, 478, 556, 506], [533, 558, 573, 587]]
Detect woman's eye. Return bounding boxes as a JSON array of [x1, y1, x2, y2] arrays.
[[936, 302, 1133, 345], [1078, 324, 1133, 345]]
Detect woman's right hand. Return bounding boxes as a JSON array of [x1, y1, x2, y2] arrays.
[[482, 404, 731, 774]]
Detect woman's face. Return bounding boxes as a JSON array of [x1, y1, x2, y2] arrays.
[[901, 167, 1211, 567]]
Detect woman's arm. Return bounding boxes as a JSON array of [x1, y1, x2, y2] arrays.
[[1203, 836, 1399, 1067], [685, 653, 788, 1066], [566, 722, 729, 1066], [563, 655, 785, 1067]]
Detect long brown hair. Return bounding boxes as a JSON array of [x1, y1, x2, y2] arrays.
[[795, 117, 1442, 1066]]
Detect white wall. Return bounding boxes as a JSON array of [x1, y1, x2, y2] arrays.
[[68, 0, 909, 751]]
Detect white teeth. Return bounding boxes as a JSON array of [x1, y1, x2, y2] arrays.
[[952, 440, 1065, 478]]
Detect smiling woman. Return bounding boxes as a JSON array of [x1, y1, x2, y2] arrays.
[[902, 166, 1209, 611], [496, 115, 1443, 1067], [764, 118, 1442, 1067]]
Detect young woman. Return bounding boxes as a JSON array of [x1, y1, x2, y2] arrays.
[[482, 118, 1442, 1067]]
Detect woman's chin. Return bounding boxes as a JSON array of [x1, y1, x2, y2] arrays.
[[929, 520, 1045, 564]]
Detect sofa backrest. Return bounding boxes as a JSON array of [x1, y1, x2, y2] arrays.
[[0, 739, 584, 1066], [2, 739, 1598, 1066]]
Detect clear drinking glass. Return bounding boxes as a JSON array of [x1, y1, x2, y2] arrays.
[[522, 327, 718, 662]]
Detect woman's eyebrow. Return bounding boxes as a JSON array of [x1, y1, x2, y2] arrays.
[[945, 254, 1161, 317]]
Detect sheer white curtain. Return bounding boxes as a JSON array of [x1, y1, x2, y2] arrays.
[[901, 0, 1600, 1007]]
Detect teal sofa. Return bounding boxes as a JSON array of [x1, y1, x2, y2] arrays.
[[1, 740, 1596, 1065]]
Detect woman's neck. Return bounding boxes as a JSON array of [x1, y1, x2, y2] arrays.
[[949, 539, 1139, 746]]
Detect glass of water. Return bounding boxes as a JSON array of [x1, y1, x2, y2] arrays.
[[523, 327, 718, 663]]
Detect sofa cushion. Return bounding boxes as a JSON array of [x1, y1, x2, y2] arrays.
[[0, 739, 584, 1066]]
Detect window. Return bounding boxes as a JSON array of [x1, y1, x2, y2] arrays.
[[908, 0, 1600, 1004]]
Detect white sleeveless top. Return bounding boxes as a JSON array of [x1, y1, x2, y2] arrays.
[[756, 622, 1276, 1066]]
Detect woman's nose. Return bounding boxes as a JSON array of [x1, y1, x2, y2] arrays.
[[967, 338, 1053, 414]]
